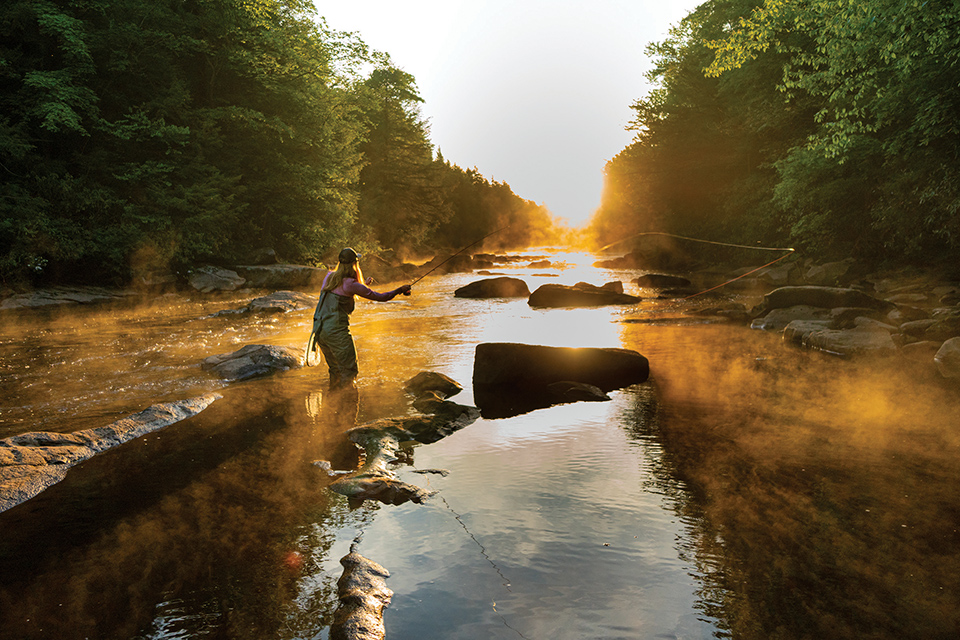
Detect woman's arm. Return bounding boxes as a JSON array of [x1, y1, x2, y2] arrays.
[[341, 279, 411, 301]]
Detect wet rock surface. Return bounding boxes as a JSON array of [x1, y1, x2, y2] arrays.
[[0, 394, 221, 513], [743, 275, 960, 376], [935, 338, 960, 378], [473, 342, 649, 418], [752, 286, 895, 316], [0, 286, 137, 310], [330, 548, 394, 640], [324, 375, 481, 506], [216, 290, 316, 315], [201, 344, 303, 380], [454, 276, 530, 298], [528, 282, 641, 308], [403, 371, 463, 398]]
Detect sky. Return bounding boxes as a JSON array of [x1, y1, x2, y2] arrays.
[[315, 1, 703, 227]]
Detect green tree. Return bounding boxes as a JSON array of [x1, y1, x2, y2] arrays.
[[354, 65, 450, 257], [707, 0, 960, 258]]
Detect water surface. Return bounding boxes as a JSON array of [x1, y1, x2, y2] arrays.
[[2, 250, 958, 639]]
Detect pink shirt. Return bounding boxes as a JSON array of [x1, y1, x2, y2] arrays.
[[323, 273, 401, 302]]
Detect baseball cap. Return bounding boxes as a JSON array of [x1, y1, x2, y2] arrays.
[[338, 247, 361, 263]]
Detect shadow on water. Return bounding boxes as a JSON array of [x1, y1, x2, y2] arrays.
[[0, 374, 377, 639]]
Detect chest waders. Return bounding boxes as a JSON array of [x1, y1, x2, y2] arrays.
[[308, 290, 358, 387]]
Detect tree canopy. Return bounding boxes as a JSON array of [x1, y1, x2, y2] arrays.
[[1, 0, 564, 288], [590, 0, 960, 265]]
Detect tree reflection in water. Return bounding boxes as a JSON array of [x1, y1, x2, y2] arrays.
[[619, 321, 960, 639]]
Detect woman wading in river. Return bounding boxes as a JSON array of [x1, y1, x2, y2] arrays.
[[307, 248, 412, 389]]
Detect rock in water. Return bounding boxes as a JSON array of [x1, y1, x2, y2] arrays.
[[454, 276, 530, 298], [330, 550, 393, 640], [527, 283, 641, 308], [472, 343, 649, 417], [201, 344, 302, 380], [473, 342, 649, 390], [751, 286, 894, 316], [404, 371, 463, 398]]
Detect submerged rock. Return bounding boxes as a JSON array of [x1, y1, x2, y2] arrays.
[[546, 381, 611, 403], [330, 549, 393, 640], [0, 394, 221, 513], [454, 277, 530, 298], [528, 282, 641, 308], [201, 344, 302, 380]]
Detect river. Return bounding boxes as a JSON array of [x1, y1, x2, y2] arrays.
[[1, 250, 958, 640]]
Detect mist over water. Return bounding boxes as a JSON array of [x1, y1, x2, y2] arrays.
[[2, 249, 959, 639]]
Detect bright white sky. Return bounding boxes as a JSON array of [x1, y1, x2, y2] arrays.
[[315, 1, 703, 227]]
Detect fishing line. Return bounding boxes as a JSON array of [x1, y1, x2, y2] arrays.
[[597, 230, 794, 253], [417, 470, 530, 640], [597, 230, 795, 300]]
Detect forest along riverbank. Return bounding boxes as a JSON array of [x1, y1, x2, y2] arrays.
[[1, 249, 960, 640]]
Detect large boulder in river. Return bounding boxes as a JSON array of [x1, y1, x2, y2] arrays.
[[752, 286, 894, 316], [202, 344, 302, 380], [528, 283, 641, 308], [473, 342, 649, 405], [454, 277, 530, 298]]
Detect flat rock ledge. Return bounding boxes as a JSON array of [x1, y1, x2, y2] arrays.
[[0, 393, 221, 513], [0, 286, 137, 311]]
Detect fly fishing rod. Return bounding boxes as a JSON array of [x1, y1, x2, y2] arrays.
[[404, 224, 512, 293]]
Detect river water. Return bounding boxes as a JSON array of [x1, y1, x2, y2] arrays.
[[2, 250, 959, 640]]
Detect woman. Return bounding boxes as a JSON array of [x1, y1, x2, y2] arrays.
[[307, 248, 411, 388]]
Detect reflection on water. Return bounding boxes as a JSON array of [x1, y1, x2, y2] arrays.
[[2, 250, 959, 639]]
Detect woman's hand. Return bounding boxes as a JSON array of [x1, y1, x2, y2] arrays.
[[399, 284, 412, 296]]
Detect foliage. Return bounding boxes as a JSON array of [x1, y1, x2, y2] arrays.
[[1, 0, 548, 287], [591, 0, 960, 264]]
